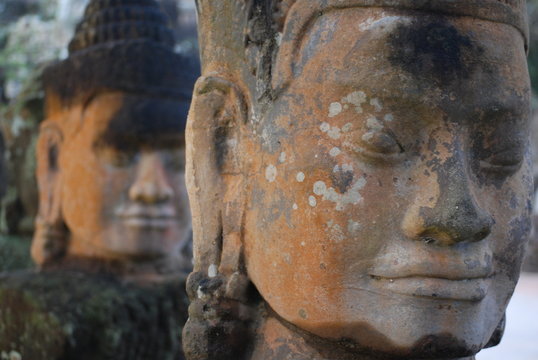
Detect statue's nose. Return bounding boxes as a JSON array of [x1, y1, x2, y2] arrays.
[[128, 152, 173, 204], [401, 149, 494, 247]]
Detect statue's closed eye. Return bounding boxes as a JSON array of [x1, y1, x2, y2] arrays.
[[479, 148, 524, 175], [97, 147, 138, 168], [354, 129, 405, 163]]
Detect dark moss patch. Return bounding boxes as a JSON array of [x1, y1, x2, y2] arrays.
[[0, 271, 188, 360], [388, 17, 481, 84]]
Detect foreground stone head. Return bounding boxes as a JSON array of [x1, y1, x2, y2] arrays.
[[32, 0, 198, 278], [184, 0, 532, 359]]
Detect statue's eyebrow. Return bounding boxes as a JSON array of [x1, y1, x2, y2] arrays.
[[92, 100, 187, 152], [94, 127, 185, 152]]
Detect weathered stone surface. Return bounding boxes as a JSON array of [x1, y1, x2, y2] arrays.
[[0, 270, 188, 360], [184, 1, 532, 359], [33, 0, 198, 277]]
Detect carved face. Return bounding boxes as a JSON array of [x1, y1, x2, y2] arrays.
[[57, 92, 191, 263], [242, 10, 531, 357]]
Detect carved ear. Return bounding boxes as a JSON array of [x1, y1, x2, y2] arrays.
[[186, 75, 248, 274], [31, 121, 67, 266], [184, 76, 255, 360]]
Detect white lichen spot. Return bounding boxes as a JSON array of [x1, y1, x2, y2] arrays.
[[333, 165, 340, 173], [226, 138, 238, 147], [208, 264, 218, 278], [384, 113, 394, 122], [342, 91, 367, 113], [366, 116, 383, 130], [301, 241, 306, 247], [309, 195, 317, 207], [251, 112, 261, 124], [311, 178, 367, 211], [293, 203, 298, 210], [320, 122, 331, 132], [329, 147, 341, 157], [261, 128, 271, 144], [343, 104, 349, 110], [279, 152, 287, 163], [370, 98, 382, 112], [342, 163, 354, 171], [362, 132, 375, 142], [265, 164, 277, 182], [284, 253, 292, 264], [275, 32, 283, 45], [327, 221, 346, 242], [328, 102, 343, 117], [313, 181, 327, 196], [327, 126, 341, 139], [342, 123, 353, 132], [197, 286, 208, 300], [358, 17, 376, 31], [296, 172, 305, 182], [348, 220, 362, 235], [358, 16, 411, 32]]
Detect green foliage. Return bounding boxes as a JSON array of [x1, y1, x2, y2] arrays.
[[0, 288, 66, 359], [0, 236, 32, 272]]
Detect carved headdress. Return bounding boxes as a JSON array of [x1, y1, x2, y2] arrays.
[[197, 0, 528, 100], [43, 0, 198, 109]]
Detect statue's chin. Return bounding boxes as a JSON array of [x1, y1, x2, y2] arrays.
[[92, 224, 185, 260], [287, 318, 486, 359]]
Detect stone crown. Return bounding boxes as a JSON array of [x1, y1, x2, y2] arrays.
[[69, 0, 174, 53], [272, 0, 529, 92], [43, 0, 199, 108], [277, 0, 528, 43]]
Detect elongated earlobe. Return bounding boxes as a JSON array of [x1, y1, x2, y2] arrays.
[[183, 76, 255, 360], [186, 75, 247, 272], [32, 122, 68, 267]]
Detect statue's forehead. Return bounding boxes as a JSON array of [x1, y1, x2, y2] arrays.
[[274, 4, 527, 93], [292, 11, 526, 94], [300, 9, 518, 59], [87, 94, 187, 151]]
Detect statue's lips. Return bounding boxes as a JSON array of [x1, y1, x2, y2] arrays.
[[368, 274, 493, 302], [368, 252, 494, 301], [116, 206, 177, 229]]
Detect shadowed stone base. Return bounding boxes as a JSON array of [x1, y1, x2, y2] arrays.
[[0, 270, 188, 360]]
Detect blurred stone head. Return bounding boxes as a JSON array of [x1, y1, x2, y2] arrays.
[[33, 0, 199, 278]]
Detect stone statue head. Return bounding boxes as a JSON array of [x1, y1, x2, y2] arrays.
[[32, 0, 199, 278], [184, 0, 532, 359]]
